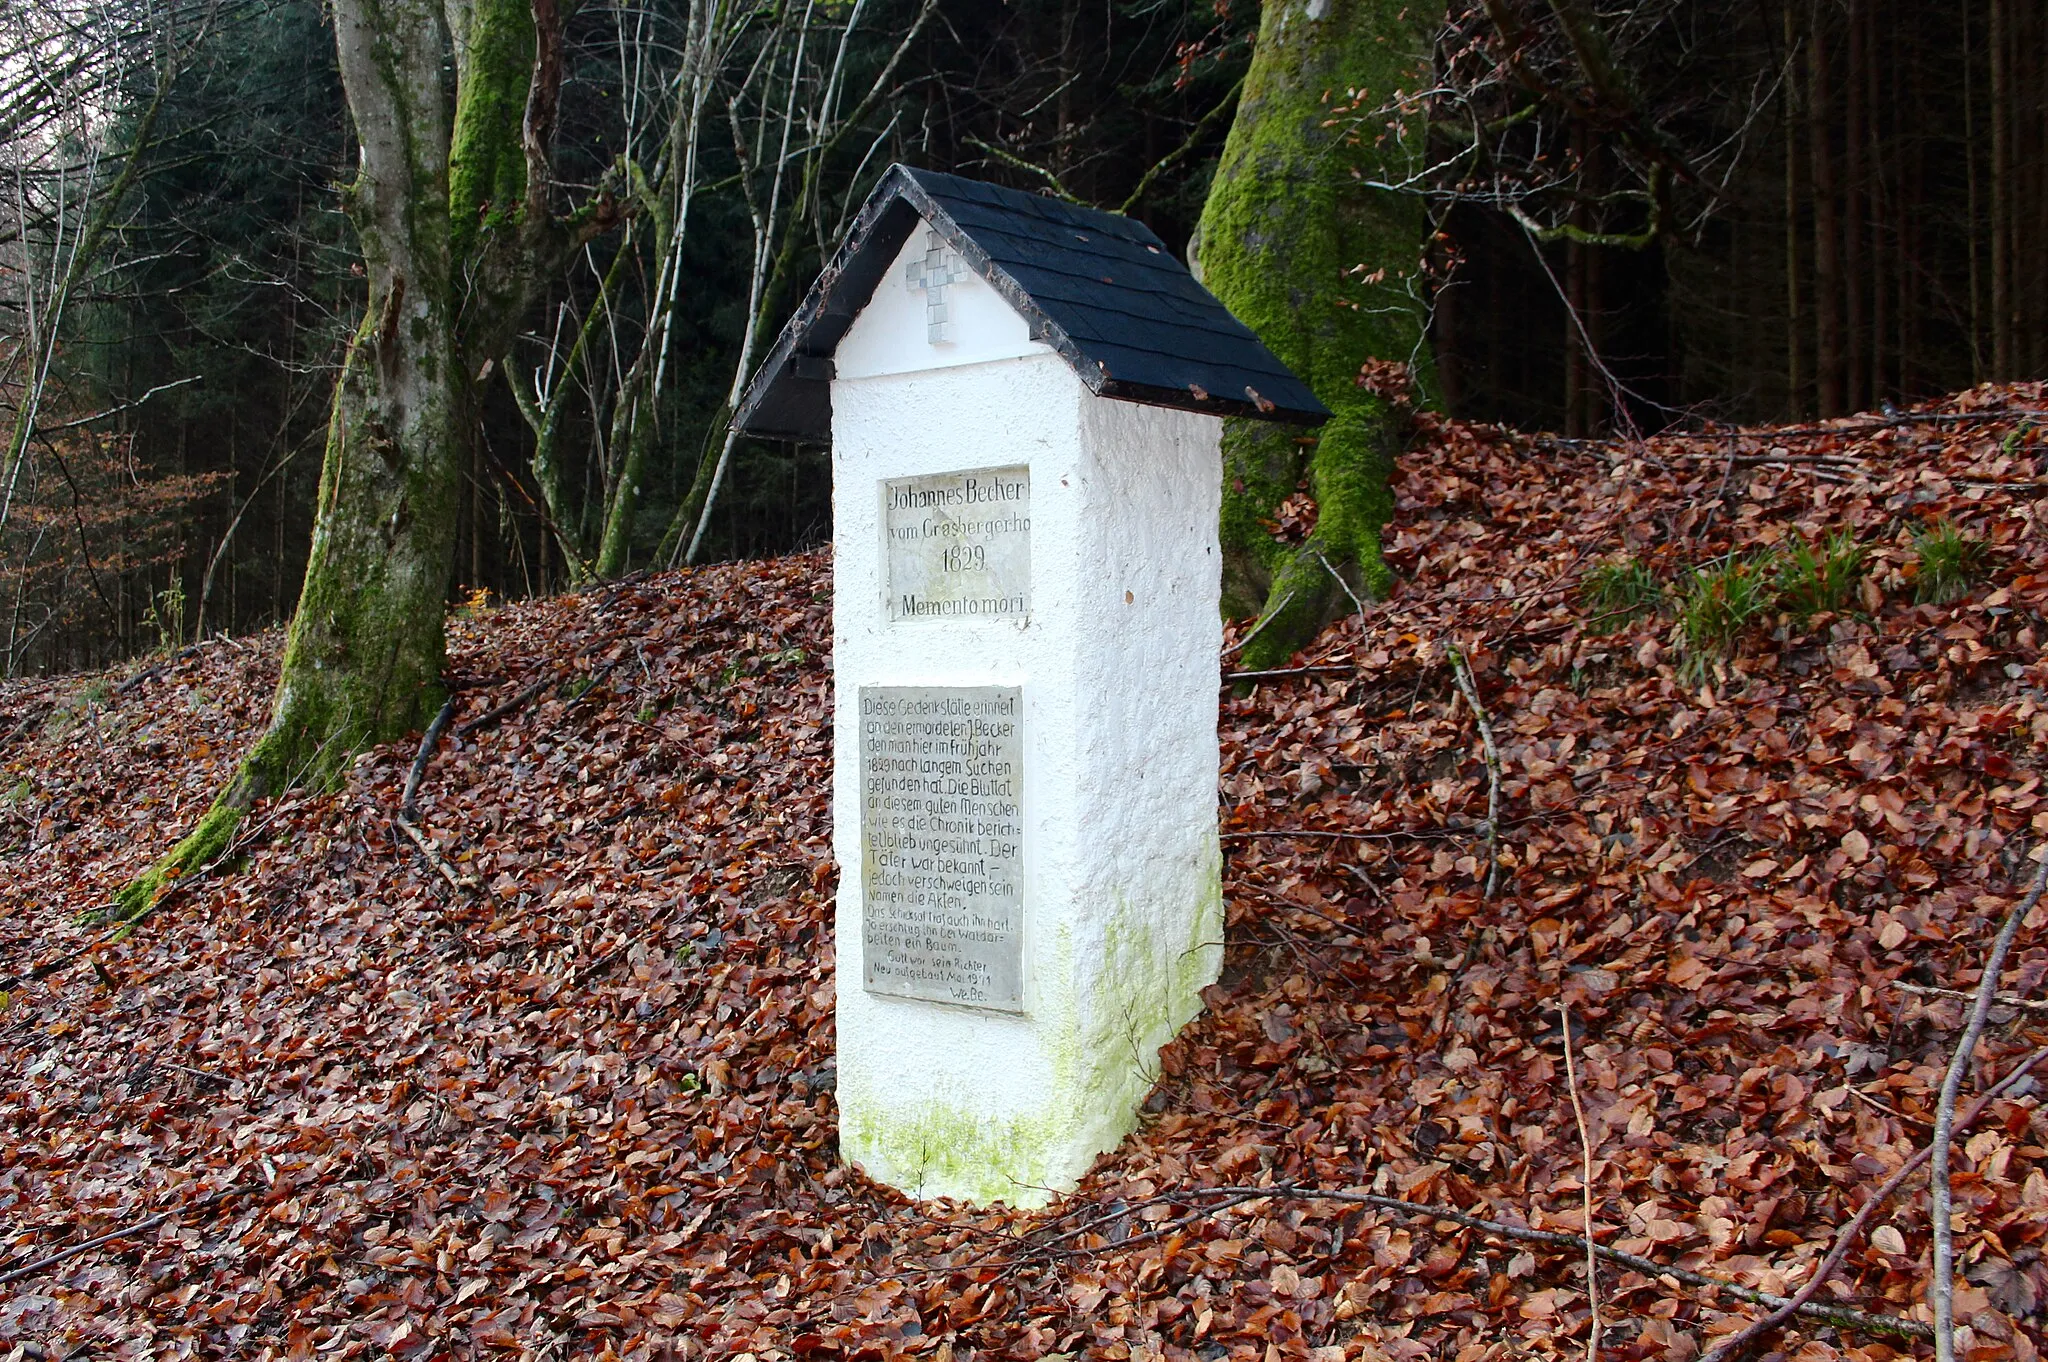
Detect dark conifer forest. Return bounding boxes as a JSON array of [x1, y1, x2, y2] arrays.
[[1, 0, 2043, 672], [8, 4, 2048, 1357]]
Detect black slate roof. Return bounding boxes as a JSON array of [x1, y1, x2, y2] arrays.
[[732, 165, 1330, 441]]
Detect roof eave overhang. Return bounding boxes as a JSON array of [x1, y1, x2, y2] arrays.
[[732, 167, 1331, 439]]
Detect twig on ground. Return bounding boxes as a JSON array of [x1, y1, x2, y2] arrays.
[[0, 1186, 242, 1286], [1848, 1086, 1925, 1126], [401, 695, 456, 820], [1541, 409, 2025, 447], [393, 693, 469, 894], [562, 654, 626, 712], [1728, 452, 1864, 467], [1316, 552, 1368, 629], [394, 816, 471, 896], [1699, 447, 1744, 537], [1560, 995, 1602, 1362], [1222, 590, 1296, 664], [455, 672, 552, 738], [1447, 646, 1504, 898], [1007, 1183, 1931, 1341], [1223, 812, 1558, 846], [112, 644, 200, 696], [1506, 544, 1595, 628], [1223, 825, 1475, 844], [1235, 882, 1368, 945], [1894, 979, 2048, 1015], [1222, 665, 1354, 682], [455, 632, 637, 741], [1932, 848, 2048, 1362], [3, 802, 287, 987], [1283, 1189, 1928, 1339], [570, 899, 689, 988], [0, 702, 51, 752], [1702, 1043, 2048, 1362], [160, 1060, 231, 1089]]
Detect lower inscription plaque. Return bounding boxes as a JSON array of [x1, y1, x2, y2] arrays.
[[859, 685, 1024, 1011]]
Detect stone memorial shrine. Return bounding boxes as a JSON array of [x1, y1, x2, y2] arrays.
[[735, 166, 1325, 1205]]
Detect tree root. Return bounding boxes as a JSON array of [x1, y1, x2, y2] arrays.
[[104, 798, 249, 923], [100, 731, 287, 923]]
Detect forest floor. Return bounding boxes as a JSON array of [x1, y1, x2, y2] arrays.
[[4, 384, 2048, 1362]]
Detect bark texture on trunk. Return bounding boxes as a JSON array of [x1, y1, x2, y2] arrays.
[[1808, 7, 1844, 417], [114, 0, 579, 914], [1989, 0, 2011, 378], [268, 0, 460, 789], [1197, 0, 1441, 672]]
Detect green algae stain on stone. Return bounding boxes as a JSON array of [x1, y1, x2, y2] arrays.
[[841, 845, 1224, 1208]]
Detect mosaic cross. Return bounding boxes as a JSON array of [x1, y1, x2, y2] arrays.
[[904, 229, 966, 344]]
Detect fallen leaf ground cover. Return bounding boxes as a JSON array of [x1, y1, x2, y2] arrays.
[[3, 385, 2047, 1362]]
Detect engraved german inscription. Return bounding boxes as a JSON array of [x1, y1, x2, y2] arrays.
[[883, 465, 1030, 621], [859, 686, 1024, 1010]]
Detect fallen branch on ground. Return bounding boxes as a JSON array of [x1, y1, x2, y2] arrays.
[[1223, 825, 1478, 844], [570, 900, 690, 989], [1010, 1184, 1931, 1341], [455, 672, 553, 738], [112, 644, 201, 696], [1317, 551, 1368, 630], [394, 817, 471, 896], [1222, 590, 1295, 664], [2, 803, 287, 988], [1447, 646, 1504, 899], [1542, 409, 2026, 449], [1702, 1042, 2048, 1362], [1222, 813, 1559, 845], [400, 694, 456, 819], [1894, 980, 2048, 1015], [1932, 848, 2048, 1362], [1222, 665, 1354, 682], [455, 654, 626, 740], [1560, 995, 1602, 1362], [1237, 1187, 1931, 1340], [0, 1186, 243, 1286], [0, 702, 53, 751]]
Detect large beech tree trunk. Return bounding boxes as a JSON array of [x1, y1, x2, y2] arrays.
[[116, 0, 587, 913], [1197, 0, 1441, 672], [271, 0, 461, 792]]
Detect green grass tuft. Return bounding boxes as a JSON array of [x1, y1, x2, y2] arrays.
[[1912, 518, 1990, 604], [1581, 556, 1667, 632], [1775, 529, 1868, 622], [1675, 551, 1779, 679]]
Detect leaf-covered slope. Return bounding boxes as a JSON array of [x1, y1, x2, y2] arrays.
[[3, 386, 2047, 1362]]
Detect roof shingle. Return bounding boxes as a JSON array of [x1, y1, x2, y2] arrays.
[[733, 165, 1329, 441]]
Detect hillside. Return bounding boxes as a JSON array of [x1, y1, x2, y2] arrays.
[[4, 386, 2047, 1362]]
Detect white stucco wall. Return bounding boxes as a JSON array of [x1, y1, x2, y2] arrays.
[[831, 214, 1225, 1207]]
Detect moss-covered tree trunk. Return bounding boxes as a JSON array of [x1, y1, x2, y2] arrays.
[[117, 0, 586, 912], [1198, 0, 1441, 670]]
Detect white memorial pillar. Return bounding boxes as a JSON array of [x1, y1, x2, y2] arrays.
[[731, 166, 1327, 1207], [829, 225, 1224, 1206]]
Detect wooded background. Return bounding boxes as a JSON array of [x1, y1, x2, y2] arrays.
[[2, 0, 2043, 676]]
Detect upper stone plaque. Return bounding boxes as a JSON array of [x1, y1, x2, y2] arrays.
[[884, 464, 1030, 622]]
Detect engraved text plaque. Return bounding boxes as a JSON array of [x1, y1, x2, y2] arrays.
[[883, 465, 1030, 621], [859, 685, 1024, 1010]]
